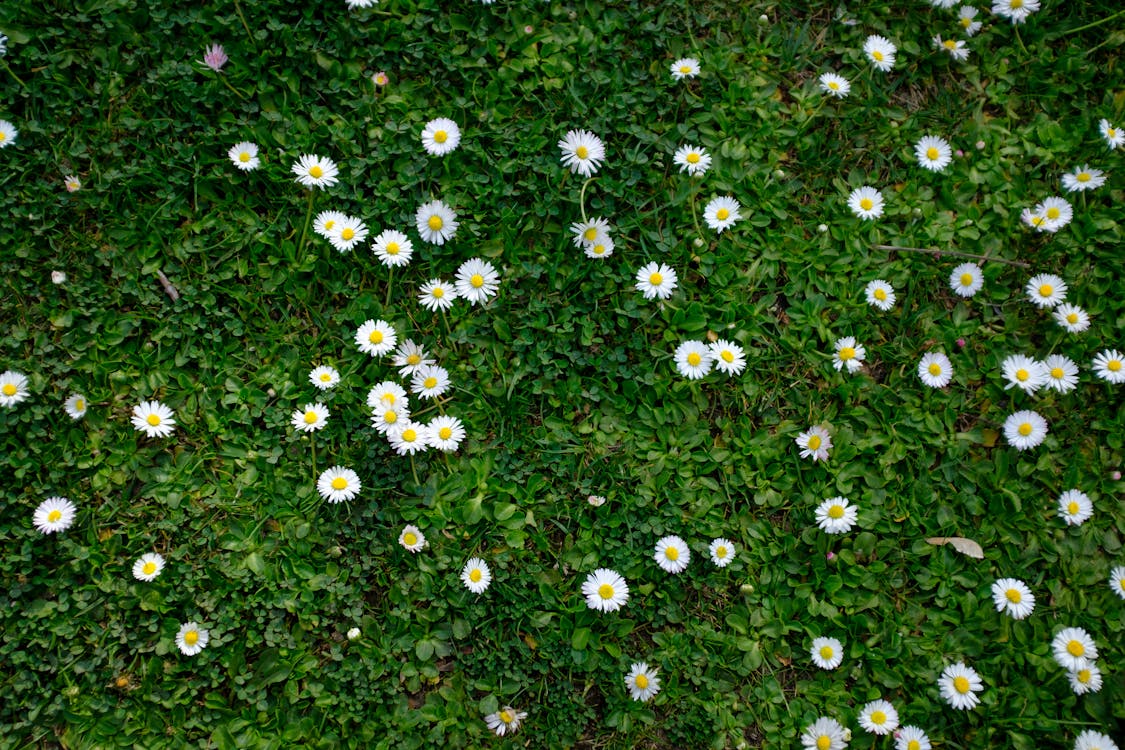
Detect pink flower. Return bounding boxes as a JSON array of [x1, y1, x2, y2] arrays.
[[201, 44, 228, 72], [371, 71, 388, 86]]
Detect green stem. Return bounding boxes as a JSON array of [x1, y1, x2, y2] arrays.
[[409, 455, 419, 486], [218, 75, 248, 102], [1056, 7, 1125, 36], [689, 180, 703, 239], [297, 191, 315, 263], [578, 177, 596, 223], [385, 267, 394, 309], [232, 0, 256, 47], [1, 60, 27, 91], [311, 439, 318, 479], [1013, 25, 1029, 55]]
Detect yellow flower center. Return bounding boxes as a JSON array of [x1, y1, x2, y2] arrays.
[[239, 152, 251, 162], [1109, 360, 1122, 372], [499, 710, 513, 723], [1006, 588, 1022, 603], [418, 377, 437, 392], [1077, 669, 1091, 684], [908, 741, 921, 750], [927, 146, 941, 159], [1066, 313, 1078, 323], [0, 132, 6, 142], [341, 228, 355, 241], [819, 645, 834, 659], [433, 130, 447, 143], [48, 510, 62, 522], [470, 569, 482, 582], [403, 532, 417, 546], [872, 51, 884, 62], [184, 630, 199, 646], [324, 220, 336, 231], [1011, 0, 1023, 7], [665, 546, 679, 561], [1067, 640, 1085, 657], [384, 411, 397, 424], [406, 354, 420, 365], [331, 477, 348, 490], [1110, 128, 1118, 137], [806, 435, 821, 450], [402, 429, 417, 442], [686, 152, 700, 163], [839, 347, 855, 361], [439, 427, 453, 440], [143, 561, 157, 575], [716, 546, 727, 558], [1031, 215, 1044, 226], [1077, 172, 1090, 182], [598, 583, 615, 599], [470, 273, 484, 288], [1050, 367, 1064, 379], [575, 146, 589, 159], [928, 363, 942, 376], [874, 288, 887, 301], [432, 287, 444, 298], [1067, 501, 1079, 515], [386, 242, 399, 255], [1046, 207, 1060, 220], [953, 676, 971, 693], [584, 227, 598, 241], [146, 414, 161, 426], [679, 65, 692, 74], [592, 244, 606, 255], [1017, 423, 1032, 436], [961, 17, 971, 27], [1, 384, 16, 396], [817, 738, 831, 750], [629, 673, 648, 692], [369, 330, 384, 344], [870, 710, 886, 725], [860, 198, 874, 210], [304, 411, 318, 424], [943, 40, 957, 51], [320, 373, 332, 381], [828, 505, 844, 519], [960, 273, 974, 286], [649, 273, 663, 286], [427, 216, 443, 230], [687, 352, 701, 367], [721, 350, 734, 363], [1015, 368, 1029, 381], [828, 82, 839, 90], [309, 165, 323, 179], [383, 393, 396, 404], [75, 399, 85, 410], [716, 208, 730, 220]]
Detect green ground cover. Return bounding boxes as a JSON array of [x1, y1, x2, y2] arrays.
[[1, 0, 1123, 747]]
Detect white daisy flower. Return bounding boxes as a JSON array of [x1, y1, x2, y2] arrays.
[[1101, 118, 1125, 150], [309, 365, 340, 390], [484, 707, 526, 737], [1035, 196, 1073, 232], [421, 117, 461, 156], [64, 393, 88, 420], [454, 258, 501, 305], [418, 278, 458, 311], [800, 717, 847, 750], [1068, 663, 1103, 695], [939, 662, 983, 710], [354, 319, 397, 357], [915, 135, 954, 171], [370, 402, 409, 435], [415, 199, 458, 245], [558, 129, 605, 176], [585, 237, 614, 259], [673, 340, 713, 380], [918, 351, 954, 388], [1062, 165, 1107, 192], [708, 538, 736, 567], [291, 402, 329, 432], [895, 726, 932, 750], [863, 35, 897, 72], [815, 497, 858, 534], [1057, 489, 1093, 526], [1092, 349, 1125, 384], [703, 195, 741, 233], [391, 340, 434, 378], [865, 279, 896, 310], [1053, 304, 1090, 333], [411, 364, 451, 399], [316, 466, 361, 504], [858, 699, 899, 735], [461, 557, 491, 594], [635, 262, 678, 300], [1052, 626, 1097, 671], [371, 229, 414, 267], [848, 185, 884, 219], [0, 119, 18, 148], [1109, 566, 1125, 601], [33, 496, 77, 535], [991, 577, 1035, 619], [291, 154, 339, 189], [1003, 410, 1048, 450], [625, 662, 661, 702], [653, 535, 690, 574], [313, 210, 347, 239], [958, 6, 983, 36], [570, 217, 611, 248], [818, 72, 850, 98], [810, 636, 844, 670], [1001, 354, 1047, 394], [1074, 731, 1119, 750], [132, 552, 166, 581], [581, 568, 629, 613], [387, 422, 429, 456], [949, 262, 984, 297], [366, 381, 407, 409], [427, 415, 466, 452], [795, 425, 832, 462], [399, 525, 427, 552], [832, 336, 865, 373], [670, 57, 700, 79], [131, 400, 176, 438], [673, 144, 712, 176], [175, 621, 209, 656], [933, 35, 971, 61], [992, 0, 1040, 24], [227, 142, 260, 171], [1042, 354, 1079, 394], [1025, 274, 1069, 307], [709, 340, 746, 376]]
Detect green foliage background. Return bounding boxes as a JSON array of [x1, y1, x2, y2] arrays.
[[1, 0, 1123, 747]]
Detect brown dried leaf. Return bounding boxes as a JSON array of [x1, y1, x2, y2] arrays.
[[926, 536, 984, 559]]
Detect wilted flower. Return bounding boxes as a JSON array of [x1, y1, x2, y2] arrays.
[[201, 44, 228, 72]]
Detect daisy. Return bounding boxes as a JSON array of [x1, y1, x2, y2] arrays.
[[832, 336, 866, 373], [420, 117, 461, 156], [796, 425, 832, 462], [371, 71, 388, 86], [428, 415, 466, 452], [1057, 489, 1093, 526], [895, 726, 932, 750], [1109, 566, 1125, 600], [915, 135, 954, 171], [64, 175, 82, 192], [484, 707, 526, 737], [810, 636, 844, 670], [673, 144, 712, 176], [418, 278, 458, 311], [309, 366, 340, 390], [316, 466, 361, 503], [411, 364, 451, 399], [918, 351, 953, 388], [928, 0, 958, 7], [354, 319, 397, 357], [1021, 207, 1049, 231], [1068, 662, 1103, 695], [625, 662, 661, 702], [1036, 196, 1073, 232], [33, 497, 77, 534], [635, 262, 678, 300], [370, 403, 409, 435], [398, 525, 427, 552], [1053, 304, 1090, 333], [1062, 165, 1107, 192], [673, 340, 713, 380], [581, 568, 629, 613], [703, 196, 741, 233], [328, 215, 368, 253], [132, 552, 166, 581], [391, 340, 433, 378], [709, 538, 736, 567], [558, 129, 605, 177], [371, 229, 414, 267], [1052, 627, 1097, 671], [461, 558, 491, 594], [415, 199, 458, 245], [131, 400, 176, 438], [863, 35, 897, 72], [454, 258, 501, 305], [939, 662, 984, 709], [992, 0, 1040, 24], [1092, 349, 1125, 383], [848, 186, 884, 220], [709, 340, 746, 376], [858, 699, 899, 735], [291, 154, 339, 189], [1025, 273, 1067, 308], [0, 119, 17, 147], [670, 57, 700, 79], [865, 279, 896, 310], [176, 622, 209, 656], [949, 262, 984, 297], [0, 370, 30, 407], [367, 381, 408, 409], [933, 35, 971, 61], [1003, 410, 1047, 450], [570, 217, 611, 247], [64, 393, 88, 420], [227, 142, 260, 171], [1042, 355, 1079, 394], [291, 403, 329, 432], [346, 0, 377, 7], [587, 495, 607, 507], [654, 535, 690, 574], [991, 577, 1036, 619], [815, 497, 858, 534], [1101, 119, 1125, 150], [1074, 731, 1119, 750], [958, 6, 983, 35], [585, 237, 614, 259], [800, 717, 847, 750], [201, 43, 227, 71], [818, 72, 851, 98], [1001, 354, 1047, 394], [313, 210, 347, 239], [387, 422, 429, 456]]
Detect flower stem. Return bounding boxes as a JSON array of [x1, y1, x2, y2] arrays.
[[385, 267, 394, 309], [1, 61, 27, 91], [578, 177, 596, 223], [1055, 8, 1125, 36], [232, 0, 256, 47], [297, 191, 315, 263], [311, 439, 318, 479]]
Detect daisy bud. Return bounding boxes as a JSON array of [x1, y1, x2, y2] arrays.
[[1113, 471, 1122, 480], [956, 149, 964, 157], [975, 140, 985, 150], [826, 551, 836, 561], [817, 224, 828, 233], [773, 169, 785, 178], [347, 627, 361, 640], [51, 270, 67, 284], [693, 237, 704, 248], [758, 14, 768, 22], [956, 338, 966, 348], [739, 583, 755, 594]]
